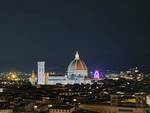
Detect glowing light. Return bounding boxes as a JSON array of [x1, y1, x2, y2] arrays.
[[12, 74, 16, 79], [94, 70, 100, 79], [34, 105, 37, 110], [7, 72, 18, 81], [122, 99, 136, 103], [7, 76, 10, 80], [73, 98, 77, 102], [48, 104, 53, 108]]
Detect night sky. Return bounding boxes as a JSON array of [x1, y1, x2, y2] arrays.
[[0, 0, 149, 72]]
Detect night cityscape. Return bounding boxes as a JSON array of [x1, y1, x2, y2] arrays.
[[0, 0, 150, 113]]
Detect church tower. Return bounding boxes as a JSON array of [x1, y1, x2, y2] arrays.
[[30, 70, 37, 86], [37, 61, 45, 85]]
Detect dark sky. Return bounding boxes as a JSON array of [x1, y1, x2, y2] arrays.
[[0, 0, 149, 72]]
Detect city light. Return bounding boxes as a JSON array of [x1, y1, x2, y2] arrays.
[[94, 70, 100, 80]]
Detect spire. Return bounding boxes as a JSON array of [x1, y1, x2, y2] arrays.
[[75, 51, 80, 60], [32, 70, 35, 77]]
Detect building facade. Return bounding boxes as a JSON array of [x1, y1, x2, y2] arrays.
[[79, 94, 150, 113]]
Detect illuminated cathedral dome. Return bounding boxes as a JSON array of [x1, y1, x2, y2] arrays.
[[67, 52, 88, 77]]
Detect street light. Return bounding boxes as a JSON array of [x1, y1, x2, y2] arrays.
[[73, 99, 78, 110], [34, 105, 37, 110], [73, 98, 77, 102], [48, 104, 53, 108]]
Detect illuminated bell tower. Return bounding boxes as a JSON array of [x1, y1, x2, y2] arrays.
[[37, 61, 45, 85]]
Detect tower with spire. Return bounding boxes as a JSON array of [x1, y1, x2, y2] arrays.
[[29, 70, 37, 86]]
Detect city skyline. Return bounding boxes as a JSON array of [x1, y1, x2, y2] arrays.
[[0, 1, 149, 72], [0, 1, 150, 113]]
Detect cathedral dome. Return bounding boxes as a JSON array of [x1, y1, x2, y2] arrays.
[[67, 52, 88, 77]]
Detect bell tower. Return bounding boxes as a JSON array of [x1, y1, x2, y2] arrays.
[[37, 61, 45, 85]]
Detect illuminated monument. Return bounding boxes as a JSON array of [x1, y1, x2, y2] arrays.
[[37, 61, 45, 85], [33, 52, 91, 85], [67, 51, 88, 84], [67, 51, 88, 77]]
